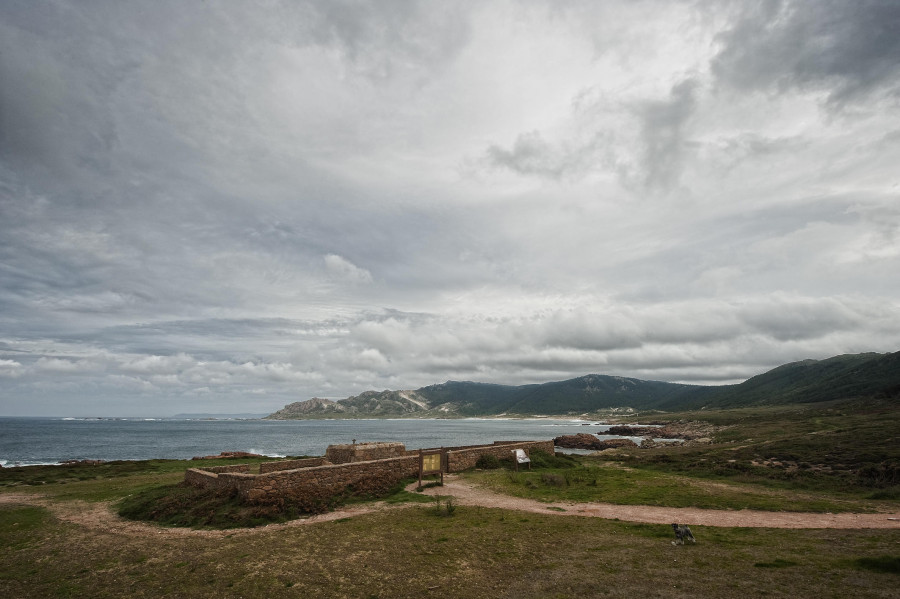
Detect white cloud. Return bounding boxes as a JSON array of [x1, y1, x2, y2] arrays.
[[0, 359, 24, 378], [324, 254, 374, 285], [0, 1, 898, 415]]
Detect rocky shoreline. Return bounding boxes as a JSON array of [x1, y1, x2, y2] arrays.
[[554, 420, 721, 451]]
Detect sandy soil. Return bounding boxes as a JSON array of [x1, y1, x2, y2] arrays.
[[2, 476, 898, 540]]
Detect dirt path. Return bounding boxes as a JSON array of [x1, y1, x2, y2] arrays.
[[0, 492, 399, 538], [409, 476, 900, 530], [2, 479, 898, 540]]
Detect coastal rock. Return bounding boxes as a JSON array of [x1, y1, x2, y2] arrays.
[[191, 451, 265, 460], [60, 459, 105, 466], [684, 437, 713, 446], [652, 422, 719, 440], [554, 433, 607, 450], [640, 438, 683, 449], [603, 425, 659, 436], [554, 434, 639, 451], [608, 420, 724, 441], [595, 438, 639, 450]]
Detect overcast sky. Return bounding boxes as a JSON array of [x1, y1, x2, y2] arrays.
[[1, 0, 899, 416]]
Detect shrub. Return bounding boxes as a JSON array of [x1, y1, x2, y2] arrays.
[[118, 483, 297, 529], [867, 485, 900, 500], [857, 462, 900, 488], [475, 454, 502, 469], [529, 450, 578, 469], [431, 496, 457, 517]]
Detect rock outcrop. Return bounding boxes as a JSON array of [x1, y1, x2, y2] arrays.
[[603, 425, 659, 436], [594, 438, 639, 450], [554, 434, 639, 451], [554, 433, 606, 450]]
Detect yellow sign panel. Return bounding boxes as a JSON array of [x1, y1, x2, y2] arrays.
[[422, 453, 441, 472]]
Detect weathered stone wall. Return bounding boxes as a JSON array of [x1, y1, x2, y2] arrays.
[[244, 455, 420, 508], [184, 468, 256, 493], [197, 464, 251, 474], [325, 442, 407, 464], [184, 468, 218, 488], [185, 439, 554, 510], [446, 440, 554, 472], [259, 458, 329, 473]]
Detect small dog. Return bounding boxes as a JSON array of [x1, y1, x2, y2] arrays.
[[671, 523, 696, 545]]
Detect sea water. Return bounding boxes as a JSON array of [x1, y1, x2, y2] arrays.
[[0, 417, 651, 467]]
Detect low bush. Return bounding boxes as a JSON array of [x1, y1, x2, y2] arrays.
[[475, 454, 502, 469], [119, 475, 417, 529], [866, 485, 900, 500], [856, 462, 900, 487], [529, 450, 578, 469], [430, 495, 457, 517], [118, 483, 299, 529]]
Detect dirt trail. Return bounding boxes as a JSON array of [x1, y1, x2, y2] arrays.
[[0, 492, 397, 538], [2, 478, 898, 540], [410, 476, 900, 530]]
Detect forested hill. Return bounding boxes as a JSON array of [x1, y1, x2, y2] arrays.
[[265, 351, 900, 419]]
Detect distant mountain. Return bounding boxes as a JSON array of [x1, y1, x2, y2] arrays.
[[264, 375, 702, 419], [264, 351, 900, 419]]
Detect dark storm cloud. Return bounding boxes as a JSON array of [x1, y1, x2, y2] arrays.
[[712, 0, 900, 106]]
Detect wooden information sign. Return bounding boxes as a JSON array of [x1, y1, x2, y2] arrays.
[[418, 448, 444, 488]]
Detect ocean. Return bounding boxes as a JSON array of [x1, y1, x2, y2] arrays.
[[0, 417, 647, 467]]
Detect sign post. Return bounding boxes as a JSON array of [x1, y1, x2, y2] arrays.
[[418, 448, 444, 489]]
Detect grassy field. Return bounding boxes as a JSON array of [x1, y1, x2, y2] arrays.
[[465, 459, 888, 513], [1, 398, 898, 598], [1, 498, 897, 598], [617, 397, 900, 496]]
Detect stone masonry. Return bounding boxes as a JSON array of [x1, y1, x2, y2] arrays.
[[325, 442, 408, 464], [185, 440, 554, 509]]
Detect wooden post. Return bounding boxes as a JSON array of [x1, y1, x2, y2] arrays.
[[418, 448, 423, 489]]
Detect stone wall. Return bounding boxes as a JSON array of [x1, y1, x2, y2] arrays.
[[243, 455, 420, 508], [184, 439, 554, 510], [446, 440, 554, 472], [325, 442, 408, 464], [259, 457, 329, 473], [183, 468, 256, 492], [197, 464, 251, 474]]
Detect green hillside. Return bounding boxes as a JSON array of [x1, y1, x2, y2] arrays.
[[266, 351, 900, 419], [674, 351, 900, 409]]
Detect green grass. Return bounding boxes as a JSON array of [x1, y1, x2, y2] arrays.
[[1, 398, 897, 596], [1, 501, 897, 598], [116, 476, 435, 529], [851, 556, 900, 575], [619, 398, 900, 495], [117, 483, 302, 529], [0, 457, 275, 502], [466, 460, 869, 512]]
